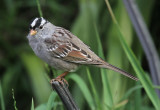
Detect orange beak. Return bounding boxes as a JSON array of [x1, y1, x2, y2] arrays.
[[30, 30, 37, 36]]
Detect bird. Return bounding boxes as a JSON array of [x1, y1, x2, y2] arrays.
[[27, 17, 139, 84]]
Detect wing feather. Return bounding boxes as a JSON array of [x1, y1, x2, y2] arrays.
[[44, 27, 100, 64]]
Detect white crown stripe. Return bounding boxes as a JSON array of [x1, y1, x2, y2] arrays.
[[30, 17, 47, 28], [40, 18, 46, 26], [31, 18, 38, 27]]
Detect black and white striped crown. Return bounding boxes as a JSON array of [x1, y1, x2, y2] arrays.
[[30, 17, 47, 30]]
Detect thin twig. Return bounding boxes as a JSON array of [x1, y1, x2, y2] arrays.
[[51, 80, 80, 110], [36, 0, 43, 17], [105, 0, 118, 24], [123, 0, 160, 97], [12, 89, 18, 110]]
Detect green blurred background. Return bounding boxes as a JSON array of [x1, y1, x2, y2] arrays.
[[0, 0, 160, 110]]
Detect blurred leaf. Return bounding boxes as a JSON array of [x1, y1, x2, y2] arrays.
[[0, 82, 5, 110], [21, 53, 51, 103], [104, 0, 160, 109], [105, 1, 134, 104], [31, 98, 34, 110], [86, 68, 101, 110], [118, 26, 160, 109], [94, 25, 113, 109], [114, 99, 128, 109], [35, 104, 46, 110], [140, 106, 155, 110], [46, 92, 57, 110], [121, 85, 142, 100], [68, 74, 95, 110], [154, 86, 160, 90], [2, 64, 21, 97]]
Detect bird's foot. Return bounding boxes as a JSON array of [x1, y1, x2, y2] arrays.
[[50, 71, 69, 87], [50, 77, 69, 87]]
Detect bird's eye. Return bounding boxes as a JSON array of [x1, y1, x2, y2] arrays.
[[39, 26, 43, 29]]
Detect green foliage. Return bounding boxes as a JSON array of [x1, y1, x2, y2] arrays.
[[0, 82, 5, 110], [46, 92, 57, 110], [105, 0, 160, 109], [0, 0, 159, 110], [117, 24, 160, 109], [68, 74, 95, 110], [87, 68, 101, 110], [12, 89, 18, 110], [31, 98, 34, 110]]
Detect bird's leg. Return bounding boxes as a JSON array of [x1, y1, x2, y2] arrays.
[[50, 71, 69, 86]]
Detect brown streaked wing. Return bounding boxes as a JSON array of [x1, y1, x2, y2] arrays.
[[44, 27, 101, 64], [45, 38, 93, 63]]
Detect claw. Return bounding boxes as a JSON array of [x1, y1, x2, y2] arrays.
[[50, 77, 69, 87], [50, 71, 69, 87]]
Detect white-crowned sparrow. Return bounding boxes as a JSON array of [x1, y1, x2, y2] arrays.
[[27, 17, 138, 82]]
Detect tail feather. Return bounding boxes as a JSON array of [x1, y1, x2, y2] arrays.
[[98, 62, 139, 81]]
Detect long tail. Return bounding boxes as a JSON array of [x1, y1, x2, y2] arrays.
[[98, 62, 139, 81]]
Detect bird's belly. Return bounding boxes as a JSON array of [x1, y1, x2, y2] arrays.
[[48, 57, 78, 72]]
